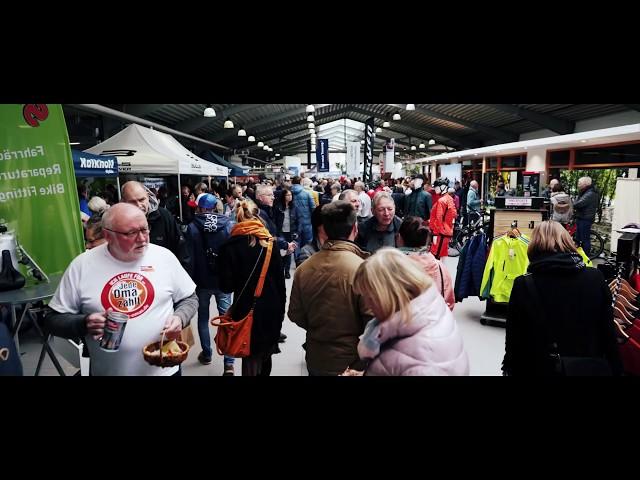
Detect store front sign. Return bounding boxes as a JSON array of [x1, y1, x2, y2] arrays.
[[505, 197, 532, 207], [0, 104, 84, 283]]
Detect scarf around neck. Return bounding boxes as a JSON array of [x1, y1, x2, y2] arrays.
[[230, 219, 272, 240]]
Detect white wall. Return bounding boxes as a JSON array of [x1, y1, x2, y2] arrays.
[[519, 110, 640, 141], [525, 148, 546, 172]]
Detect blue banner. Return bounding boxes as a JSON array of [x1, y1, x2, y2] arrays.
[[316, 139, 329, 172], [72, 150, 118, 177]]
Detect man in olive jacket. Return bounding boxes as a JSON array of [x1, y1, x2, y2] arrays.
[[288, 201, 372, 376]]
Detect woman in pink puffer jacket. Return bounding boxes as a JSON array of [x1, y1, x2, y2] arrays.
[[353, 248, 469, 376]]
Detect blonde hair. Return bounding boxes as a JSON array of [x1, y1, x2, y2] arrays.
[[353, 248, 433, 324], [234, 198, 269, 248], [527, 220, 578, 258]]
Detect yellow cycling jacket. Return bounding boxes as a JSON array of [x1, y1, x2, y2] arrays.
[[480, 235, 530, 303]]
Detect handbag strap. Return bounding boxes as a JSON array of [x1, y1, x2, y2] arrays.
[[437, 262, 445, 297], [253, 239, 273, 299]]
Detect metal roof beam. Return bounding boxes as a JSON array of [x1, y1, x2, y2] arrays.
[[208, 104, 332, 142], [224, 106, 351, 147], [122, 104, 166, 117], [347, 106, 480, 149], [486, 104, 575, 134], [625, 104, 640, 112], [386, 104, 518, 143], [174, 104, 264, 133]]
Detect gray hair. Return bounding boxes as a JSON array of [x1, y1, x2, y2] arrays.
[[339, 189, 358, 201], [354, 181, 365, 191], [578, 176, 592, 187], [88, 196, 109, 214], [372, 191, 394, 209], [302, 178, 313, 188], [255, 183, 273, 197]]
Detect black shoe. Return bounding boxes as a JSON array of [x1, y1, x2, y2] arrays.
[[279, 332, 287, 343], [285, 271, 291, 279], [198, 352, 212, 365]]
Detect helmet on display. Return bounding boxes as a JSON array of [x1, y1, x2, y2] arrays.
[[433, 177, 450, 193]]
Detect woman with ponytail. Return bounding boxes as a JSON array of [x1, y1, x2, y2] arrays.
[[217, 199, 286, 375]]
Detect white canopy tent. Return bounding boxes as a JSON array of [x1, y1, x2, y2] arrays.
[[86, 123, 228, 219]]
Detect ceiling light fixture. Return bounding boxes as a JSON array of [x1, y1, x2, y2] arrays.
[[237, 128, 247, 137], [308, 123, 315, 129], [419, 142, 425, 149], [411, 145, 416, 151], [428, 139, 436, 145], [383, 120, 390, 128], [275, 153, 281, 157], [375, 127, 382, 133], [263, 145, 269, 151], [248, 135, 256, 142], [223, 118, 234, 129], [306, 104, 315, 113], [405, 104, 415, 111], [257, 141, 264, 147], [203, 104, 216, 117], [306, 114, 315, 122], [393, 112, 401, 121]]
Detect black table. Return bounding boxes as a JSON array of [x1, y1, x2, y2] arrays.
[[0, 274, 66, 375]]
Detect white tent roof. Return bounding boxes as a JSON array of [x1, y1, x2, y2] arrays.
[[86, 124, 228, 176]]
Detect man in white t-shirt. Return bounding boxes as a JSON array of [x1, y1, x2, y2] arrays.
[[45, 203, 198, 376], [354, 181, 372, 219]]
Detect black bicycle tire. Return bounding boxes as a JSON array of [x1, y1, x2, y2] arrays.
[[588, 231, 605, 260]]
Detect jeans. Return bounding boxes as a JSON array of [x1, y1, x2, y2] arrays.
[[196, 287, 235, 365], [576, 218, 593, 255]]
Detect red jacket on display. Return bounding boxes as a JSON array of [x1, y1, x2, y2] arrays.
[[429, 195, 457, 237]]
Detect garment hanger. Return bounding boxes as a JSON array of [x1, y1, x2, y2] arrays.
[[618, 282, 638, 301], [614, 319, 630, 339], [614, 305, 634, 325], [617, 294, 639, 312], [620, 278, 639, 296], [614, 299, 634, 318]]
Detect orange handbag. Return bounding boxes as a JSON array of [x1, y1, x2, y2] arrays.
[[210, 239, 273, 358]]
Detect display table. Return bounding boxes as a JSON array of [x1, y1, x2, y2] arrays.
[[0, 274, 66, 375]]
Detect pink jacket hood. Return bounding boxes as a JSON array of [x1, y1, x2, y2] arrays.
[[359, 286, 469, 376]]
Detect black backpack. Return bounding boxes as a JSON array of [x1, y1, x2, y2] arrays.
[[190, 216, 230, 274]]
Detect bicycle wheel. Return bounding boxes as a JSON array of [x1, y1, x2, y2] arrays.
[[588, 231, 605, 260]]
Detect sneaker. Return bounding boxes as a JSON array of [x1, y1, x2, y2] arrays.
[[198, 352, 212, 365], [223, 364, 235, 376]]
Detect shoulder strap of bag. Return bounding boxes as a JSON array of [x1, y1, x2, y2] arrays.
[[437, 262, 445, 296], [253, 239, 273, 299]]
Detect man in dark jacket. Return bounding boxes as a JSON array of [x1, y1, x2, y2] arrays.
[[357, 191, 402, 254], [184, 193, 235, 374], [572, 176, 599, 255], [404, 174, 430, 221], [255, 184, 297, 257], [121, 181, 190, 270]]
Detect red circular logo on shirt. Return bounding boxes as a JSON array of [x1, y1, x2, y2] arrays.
[[100, 272, 155, 318]]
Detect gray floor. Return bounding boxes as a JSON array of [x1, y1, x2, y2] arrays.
[[16, 255, 506, 376]]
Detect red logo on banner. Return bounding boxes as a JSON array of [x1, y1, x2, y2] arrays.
[[22, 104, 49, 127], [100, 272, 155, 318]]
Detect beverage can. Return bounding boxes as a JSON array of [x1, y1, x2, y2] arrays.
[[99, 311, 129, 352]]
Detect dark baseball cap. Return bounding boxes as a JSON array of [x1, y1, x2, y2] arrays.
[[197, 193, 217, 209]]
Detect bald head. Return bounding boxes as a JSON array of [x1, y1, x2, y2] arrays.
[[121, 181, 150, 215], [102, 203, 146, 230], [470, 180, 479, 190], [102, 203, 149, 262]]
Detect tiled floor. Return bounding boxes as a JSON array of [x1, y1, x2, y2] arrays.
[[16, 254, 506, 376]]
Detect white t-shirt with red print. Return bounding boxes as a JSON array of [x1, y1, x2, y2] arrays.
[[50, 243, 196, 376]]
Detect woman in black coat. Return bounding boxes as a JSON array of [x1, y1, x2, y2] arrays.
[[274, 188, 299, 279], [218, 199, 286, 376], [502, 220, 622, 376]]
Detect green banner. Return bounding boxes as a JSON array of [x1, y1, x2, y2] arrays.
[[0, 104, 84, 284]]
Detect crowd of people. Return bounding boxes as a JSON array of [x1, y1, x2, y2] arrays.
[[47, 171, 619, 376]]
